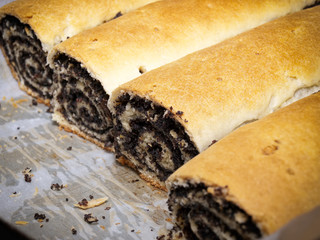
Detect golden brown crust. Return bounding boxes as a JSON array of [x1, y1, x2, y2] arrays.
[[18, 83, 51, 106], [139, 174, 167, 192], [111, 6, 320, 152], [56, 117, 114, 152], [117, 156, 167, 191], [49, 0, 316, 95], [0, 0, 156, 104], [168, 92, 320, 235], [0, 0, 156, 52]]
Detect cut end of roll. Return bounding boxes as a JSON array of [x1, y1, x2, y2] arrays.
[[112, 92, 199, 188], [0, 15, 54, 102], [51, 53, 114, 150], [168, 181, 264, 240]]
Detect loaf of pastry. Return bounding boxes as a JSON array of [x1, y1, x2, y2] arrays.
[[109, 5, 320, 189], [0, 0, 156, 105], [48, 0, 316, 151], [166, 91, 320, 240]]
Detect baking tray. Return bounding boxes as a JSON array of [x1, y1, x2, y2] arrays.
[[1, 1, 319, 239]]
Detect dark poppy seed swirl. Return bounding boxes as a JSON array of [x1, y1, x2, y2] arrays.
[[113, 93, 199, 188], [0, 15, 53, 101], [168, 182, 263, 240], [52, 53, 113, 149]]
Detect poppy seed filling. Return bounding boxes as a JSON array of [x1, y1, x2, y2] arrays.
[[0, 15, 53, 99], [168, 182, 262, 240], [52, 53, 113, 148], [113, 93, 199, 183]]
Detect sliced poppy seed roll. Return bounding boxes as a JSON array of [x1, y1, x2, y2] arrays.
[[52, 53, 114, 150], [167, 92, 320, 240], [0, 14, 53, 102], [109, 6, 320, 189], [48, 0, 316, 152], [112, 93, 199, 189], [0, 0, 156, 105]]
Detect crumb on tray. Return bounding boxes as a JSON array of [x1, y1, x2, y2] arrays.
[[84, 213, 98, 224], [50, 183, 65, 191], [74, 197, 108, 210], [22, 167, 33, 183], [34, 213, 46, 222], [15, 221, 29, 225], [71, 227, 77, 235]]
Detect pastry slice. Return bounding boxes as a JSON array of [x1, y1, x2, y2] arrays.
[[167, 91, 320, 239], [109, 5, 320, 189], [48, 0, 316, 150], [0, 0, 156, 104]]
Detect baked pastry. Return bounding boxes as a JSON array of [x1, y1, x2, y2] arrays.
[[166, 91, 320, 239], [109, 5, 320, 189], [48, 0, 316, 151], [0, 0, 156, 105]]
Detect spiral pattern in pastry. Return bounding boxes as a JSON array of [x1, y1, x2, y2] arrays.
[[113, 93, 199, 188], [0, 15, 53, 101], [53, 53, 113, 149], [168, 182, 263, 240]]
